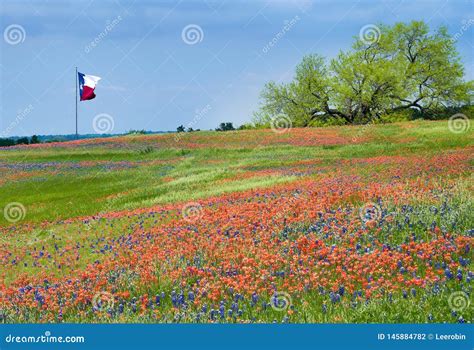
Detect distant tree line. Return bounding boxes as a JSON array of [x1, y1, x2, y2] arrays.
[[176, 122, 237, 133], [177, 125, 202, 133], [215, 122, 235, 131], [253, 21, 473, 127], [0, 135, 40, 147], [126, 129, 147, 135]]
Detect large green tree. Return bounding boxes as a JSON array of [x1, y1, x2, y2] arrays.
[[254, 21, 472, 126]]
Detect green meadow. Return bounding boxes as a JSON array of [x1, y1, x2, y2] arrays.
[[0, 120, 472, 324], [0, 120, 472, 225]]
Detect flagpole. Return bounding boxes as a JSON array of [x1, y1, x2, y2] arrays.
[[75, 67, 78, 139]]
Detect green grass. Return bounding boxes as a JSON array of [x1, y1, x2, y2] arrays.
[[1, 120, 472, 225], [0, 120, 472, 324]]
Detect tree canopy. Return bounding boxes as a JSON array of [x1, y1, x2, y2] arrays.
[[254, 21, 473, 126], [216, 122, 235, 131]]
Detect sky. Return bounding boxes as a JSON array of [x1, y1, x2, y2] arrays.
[[0, 0, 473, 136]]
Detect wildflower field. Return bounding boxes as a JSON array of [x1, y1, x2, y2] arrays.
[[0, 120, 472, 323]]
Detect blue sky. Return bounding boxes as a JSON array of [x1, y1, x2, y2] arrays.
[[1, 0, 473, 136]]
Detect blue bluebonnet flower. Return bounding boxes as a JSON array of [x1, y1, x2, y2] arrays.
[[330, 292, 341, 303]]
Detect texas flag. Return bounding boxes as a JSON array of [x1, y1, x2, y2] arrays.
[[78, 72, 101, 101]]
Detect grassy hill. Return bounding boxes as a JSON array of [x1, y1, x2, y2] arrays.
[[1, 120, 472, 223], [0, 120, 472, 323]]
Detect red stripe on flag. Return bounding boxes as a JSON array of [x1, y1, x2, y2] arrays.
[[80, 86, 96, 101]]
